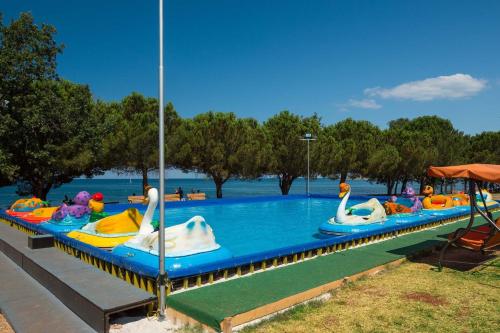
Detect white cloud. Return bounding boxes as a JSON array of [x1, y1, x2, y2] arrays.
[[341, 98, 382, 111], [364, 74, 487, 101]]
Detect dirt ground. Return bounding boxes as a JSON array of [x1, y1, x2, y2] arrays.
[[0, 314, 14, 333]]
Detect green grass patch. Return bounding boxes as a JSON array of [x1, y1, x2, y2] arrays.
[[240, 257, 500, 333]]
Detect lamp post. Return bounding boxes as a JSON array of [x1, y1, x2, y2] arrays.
[[300, 133, 316, 196], [158, 0, 166, 317]]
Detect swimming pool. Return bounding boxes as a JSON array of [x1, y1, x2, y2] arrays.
[[108, 194, 479, 277], [3, 194, 488, 284], [147, 196, 363, 257]]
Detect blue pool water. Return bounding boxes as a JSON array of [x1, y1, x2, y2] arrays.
[[141, 197, 365, 257]]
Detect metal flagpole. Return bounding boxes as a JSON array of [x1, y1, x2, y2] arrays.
[[158, 0, 166, 317]]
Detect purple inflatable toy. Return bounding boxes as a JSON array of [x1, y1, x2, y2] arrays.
[[402, 186, 423, 212], [52, 191, 92, 220]]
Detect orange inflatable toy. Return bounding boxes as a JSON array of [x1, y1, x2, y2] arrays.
[[383, 202, 412, 215], [422, 185, 453, 209]]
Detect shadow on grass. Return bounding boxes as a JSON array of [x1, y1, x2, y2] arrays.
[[387, 240, 442, 256], [386, 238, 498, 271], [413, 246, 496, 272]]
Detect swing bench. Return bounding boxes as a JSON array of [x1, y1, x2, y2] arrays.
[[427, 164, 500, 269]]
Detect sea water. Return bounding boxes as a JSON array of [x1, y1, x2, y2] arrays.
[[0, 178, 391, 208]]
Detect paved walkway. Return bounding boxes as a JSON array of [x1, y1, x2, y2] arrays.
[[0, 251, 95, 333], [0, 222, 156, 333]]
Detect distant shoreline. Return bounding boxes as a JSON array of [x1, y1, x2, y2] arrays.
[[0, 178, 390, 208]]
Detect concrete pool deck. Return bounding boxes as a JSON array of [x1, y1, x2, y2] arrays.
[[165, 212, 499, 332]]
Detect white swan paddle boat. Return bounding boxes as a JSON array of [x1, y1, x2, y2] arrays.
[[319, 183, 387, 234], [119, 187, 222, 257], [111, 187, 232, 275]]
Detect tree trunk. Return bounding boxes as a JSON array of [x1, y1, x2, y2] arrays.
[[394, 180, 399, 194], [339, 171, 348, 184], [31, 182, 52, 201], [142, 168, 149, 195], [279, 174, 294, 195], [386, 178, 394, 195], [210, 174, 227, 199], [401, 178, 408, 194], [419, 176, 426, 194], [215, 181, 223, 198]]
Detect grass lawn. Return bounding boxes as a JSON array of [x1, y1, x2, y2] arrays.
[[239, 254, 500, 333]]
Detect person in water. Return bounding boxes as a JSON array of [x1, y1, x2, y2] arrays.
[[63, 194, 74, 205]]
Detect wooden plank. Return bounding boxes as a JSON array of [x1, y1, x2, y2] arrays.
[[221, 318, 232, 333], [166, 307, 217, 333]]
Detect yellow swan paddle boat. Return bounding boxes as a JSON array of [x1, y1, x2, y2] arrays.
[[67, 189, 158, 248]]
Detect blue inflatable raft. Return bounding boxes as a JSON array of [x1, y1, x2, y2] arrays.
[[112, 245, 233, 278]]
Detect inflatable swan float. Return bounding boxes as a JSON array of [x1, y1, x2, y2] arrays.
[[123, 188, 221, 257], [329, 183, 386, 225], [319, 183, 387, 234]]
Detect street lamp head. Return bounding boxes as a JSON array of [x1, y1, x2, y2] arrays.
[[300, 133, 316, 141]]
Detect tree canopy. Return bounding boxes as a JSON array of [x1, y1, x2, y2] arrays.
[[171, 112, 271, 198], [0, 13, 109, 199], [0, 12, 62, 111], [328, 118, 382, 183], [2, 79, 106, 199], [468, 131, 500, 164], [264, 111, 321, 195]]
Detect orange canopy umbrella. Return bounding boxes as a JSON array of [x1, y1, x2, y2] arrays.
[[427, 164, 500, 183]]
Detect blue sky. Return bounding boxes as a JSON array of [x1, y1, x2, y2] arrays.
[[3, 0, 500, 135]]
